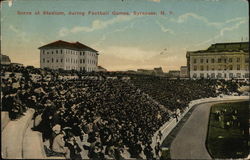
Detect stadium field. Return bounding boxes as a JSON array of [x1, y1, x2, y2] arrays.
[[206, 101, 249, 159]]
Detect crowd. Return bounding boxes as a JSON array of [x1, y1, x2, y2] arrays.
[[1, 65, 248, 159]]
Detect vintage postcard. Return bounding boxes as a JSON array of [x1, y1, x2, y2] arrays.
[[1, 0, 249, 159]]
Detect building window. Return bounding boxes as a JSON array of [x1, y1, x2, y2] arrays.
[[56, 59, 58, 63], [229, 73, 234, 78], [43, 58, 45, 63], [47, 60, 49, 63], [206, 59, 208, 63], [224, 59, 227, 63], [211, 73, 215, 78], [80, 59, 82, 64], [206, 66, 209, 70], [200, 65, 204, 71], [245, 57, 249, 63], [52, 51, 53, 54], [237, 65, 240, 70], [229, 65, 233, 70], [211, 58, 215, 63], [217, 73, 222, 78], [193, 73, 197, 78], [218, 58, 221, 63], [236, 57, 240, 62], [56, 50, 58, 54], [52, 58, 54, 63], [229, 58, 233, 62], [61, 59, 63, 63], [193, 59, 197, 63], [61, 50, 63, 54], [47, 52, 49, 55], [245, 73, 249, 78], [236, 73, 241, 78], [200, 59, 203, 63], [194, 65, 197, 71]]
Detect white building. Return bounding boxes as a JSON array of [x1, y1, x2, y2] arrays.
[[38, 40, 99, 72], [187, 42, 249, 80]]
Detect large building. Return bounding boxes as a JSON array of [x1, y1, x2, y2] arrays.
[[187, 42, 249, 80], [38, 40, 99, 72], [0, 54, 11, 65]]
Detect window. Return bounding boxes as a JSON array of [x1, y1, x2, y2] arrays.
[[52, 51, 53, 54], [56, 59, 58, 63], [218, 58, 221, 63], [80, 52, 82, 56], [245, 73, 249, 78], [56, 50, 58, 54], [206, 66, 209, 70], [200, 59, 204, 63], [61, 50, 63, 54], [206, 59, 208, 63], [47, 52, 49, 55], [211, 58, 215, 63], [211, 73, 215, 78], [47, 60, 49, 63], [43, 58, 45, 63], [224, 59, 227, 63], [61, 59, 63, 63], [245, 58, 249, 63], [52, 58, 54, 63], [200, 65, 204, 71], [236, 57, 240, 62], [229, 73, 234, 78], [217, 73, 222, 78], [236, 73, 241, 78], [229, 58, 233, 62], [237, 64, 240, 70], [193, 59, 197, 63], [80, 59, 82, 64], [194, 65, 197, 71], [229, 65, 233, 70]]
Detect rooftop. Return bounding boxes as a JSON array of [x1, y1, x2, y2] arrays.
[[38, 40, 98, 52], [190, 42, 249, 53]]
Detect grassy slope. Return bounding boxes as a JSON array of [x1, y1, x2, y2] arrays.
[[206, 101, 249, 158]]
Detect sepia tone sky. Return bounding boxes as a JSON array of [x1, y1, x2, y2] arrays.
[[1, 0, 248, 72]]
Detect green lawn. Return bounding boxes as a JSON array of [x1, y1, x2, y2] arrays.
[[206, 101, 249, 158]]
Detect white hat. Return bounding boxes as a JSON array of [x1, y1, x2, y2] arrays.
[[52, 124, 61, 134]]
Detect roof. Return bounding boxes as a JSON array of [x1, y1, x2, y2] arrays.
[[0, 54, 11, 63], [190, 42, 249, 53], [38, 40, 98, 52]]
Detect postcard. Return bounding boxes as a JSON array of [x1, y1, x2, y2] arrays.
[[1, 0, 249, 159]]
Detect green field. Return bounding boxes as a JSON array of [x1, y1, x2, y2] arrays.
[[206, 101, 249, 158]]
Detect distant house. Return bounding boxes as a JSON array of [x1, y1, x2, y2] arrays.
[[97, 66, 107, 72], [180, 66, 188, 78], [10, 63, 24, 67], [0, 54, 11, 65], [168, 70, 180, 78], [137, 67, 164, 75], [38, 40, 99, 72]]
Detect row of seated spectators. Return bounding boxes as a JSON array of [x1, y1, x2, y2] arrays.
[[131, 76, 245, 112], [1, 65, 247, 159]]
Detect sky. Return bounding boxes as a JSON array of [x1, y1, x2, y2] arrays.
[[1, 0, 249, 72]]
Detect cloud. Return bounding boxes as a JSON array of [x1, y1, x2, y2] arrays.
[[59, 15, 137, 37], [196, 18, 247, 46], [171, 13, 222, 27], [155, 20, 175, 34], [9, 25, 28, 42], [93, 22, 135, 47]]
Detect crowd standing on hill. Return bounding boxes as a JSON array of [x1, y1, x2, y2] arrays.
[[1, 65, 248, 159]]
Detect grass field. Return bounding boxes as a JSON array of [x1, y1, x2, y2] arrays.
[[206, 101, 249, 158]]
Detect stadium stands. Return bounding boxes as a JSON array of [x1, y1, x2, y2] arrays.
[[1, 65, 248, 159]]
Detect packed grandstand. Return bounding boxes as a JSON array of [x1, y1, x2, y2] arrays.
[[1, 65, 248, 159]]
